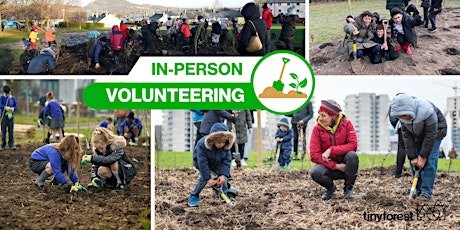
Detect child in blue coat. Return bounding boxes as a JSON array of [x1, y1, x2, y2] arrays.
[[188, 123, 235, 207], [275, 117, 293, 169]]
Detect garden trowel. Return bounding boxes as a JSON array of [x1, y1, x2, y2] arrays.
[[272, 57, 290, 91], [409, 167, 421, 200]]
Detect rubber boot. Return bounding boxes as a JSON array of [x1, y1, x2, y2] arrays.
[[394, 44, 403, 51], [405, 42, 412, 55]]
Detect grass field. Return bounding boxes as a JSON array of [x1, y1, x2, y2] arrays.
[[310, 0, 460, 44], [155, 150, 460, 172]]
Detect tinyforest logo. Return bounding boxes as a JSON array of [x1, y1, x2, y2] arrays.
[[363, 203, 446, 222]]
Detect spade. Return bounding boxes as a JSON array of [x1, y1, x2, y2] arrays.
[[272, 57, 290, 91]]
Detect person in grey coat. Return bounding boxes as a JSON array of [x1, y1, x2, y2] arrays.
[[27, 47, 57, 74], [279, 6, 299, 51], [420, 0, 431, 28], [390, 94, 447, 202], [287, 102, 313, 160], [227, 110, 252, 166]]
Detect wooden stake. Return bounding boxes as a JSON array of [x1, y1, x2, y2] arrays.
[[257, 110, 262, 167]]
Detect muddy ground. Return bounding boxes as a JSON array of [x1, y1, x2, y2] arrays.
[[0, 142, 151, 229], [155, 165, 460, 229], [310, 8, 460, 75]]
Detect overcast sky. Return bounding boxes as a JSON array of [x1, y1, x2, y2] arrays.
[[80, 0, 254, 8]]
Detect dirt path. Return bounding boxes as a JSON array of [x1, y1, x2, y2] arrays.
[[310, 8, 460, 75]]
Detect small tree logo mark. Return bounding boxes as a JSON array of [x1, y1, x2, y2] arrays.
[[288, 73, 308, 94]]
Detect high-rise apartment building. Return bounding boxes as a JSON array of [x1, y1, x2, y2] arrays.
[[161, 110, 193, 152], [344, 93, 391, 154]]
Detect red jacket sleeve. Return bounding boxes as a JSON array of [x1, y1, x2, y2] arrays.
[[329, 121, 358, 158], [309, 126, 337, 170]]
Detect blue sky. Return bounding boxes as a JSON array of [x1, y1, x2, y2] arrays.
[[80, 0, 254, 8]]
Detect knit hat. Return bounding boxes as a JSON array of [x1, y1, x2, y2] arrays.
[[319, 100, 342, 116], [372, 12, 380, 22], [99, 36, 107, 43]]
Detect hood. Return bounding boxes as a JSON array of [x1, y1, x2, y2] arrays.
[[390, 94, 417, 119], [40, 48, 55, 59], [277, 117, 290, 129], [241, 2, 260, 20], [111, 136, 127, 150], [204, 123, 235, 150], [112, 25, 120, 31]]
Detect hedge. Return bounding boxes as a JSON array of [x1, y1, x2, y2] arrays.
[[58, 22, 105, 29]]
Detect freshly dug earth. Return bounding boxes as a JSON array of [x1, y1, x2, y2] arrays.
[[0, 142, 151, 229], [310, 8, 460, 75], [155, 166, 460, 229]]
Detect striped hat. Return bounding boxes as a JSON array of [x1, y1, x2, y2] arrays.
[[319, 100, 342, 116]]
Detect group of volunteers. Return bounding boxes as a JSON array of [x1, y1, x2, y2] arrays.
[[343, 0, 443, 64], [26, 105, 142, 192], [187, 94, 446, 206]]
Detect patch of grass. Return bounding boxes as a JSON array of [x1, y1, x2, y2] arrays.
[[155, 151, 460, 172], [138, 207, 151, 230], [0, 30, 30, 43], [309, 1, 460, 45]]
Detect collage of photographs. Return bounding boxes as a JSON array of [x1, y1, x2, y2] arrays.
[[0, 0, 459, 229]]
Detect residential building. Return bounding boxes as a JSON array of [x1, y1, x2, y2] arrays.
[[265, 0, 306, 18], [448, 95, 460, 156], [344, 93, 391, 154], [161, 110, 193, 152]]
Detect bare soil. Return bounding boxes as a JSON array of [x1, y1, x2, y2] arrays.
[[309, 8, 460, 75], [0, 142, 151, 229], [155, 165, 460, 229]]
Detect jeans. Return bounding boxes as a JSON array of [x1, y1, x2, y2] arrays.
[[310, 151, 359, 190], [1, 116, 14, 148], [409, 139, 441, 195], [190, 170, 228, 198], [429, 9, 441, 29]]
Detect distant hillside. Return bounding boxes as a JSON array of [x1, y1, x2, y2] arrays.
[[84, 0, 176, 15]]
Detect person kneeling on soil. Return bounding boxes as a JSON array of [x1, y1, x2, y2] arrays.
[[89, 36, 110, 69], [370, 24, 399, 64], [389, 7, 423, 55], [309, 100, 359, 201], [82, 127, 137, 191], [117, 111, 143, 144], [390, 94, 447, 202], [343, 10, 379, 60], [188, 123, 235, 207], [27, 46, 58, 74], [29, 134, 86, 192]]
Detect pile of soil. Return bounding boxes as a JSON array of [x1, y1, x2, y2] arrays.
[[155, 165, 460, 229], [309, 8, 460, 75], [0, 142, 151, 229]]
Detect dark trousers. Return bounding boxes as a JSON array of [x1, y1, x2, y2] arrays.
[[423, 7, 429, 27], [310, 151, 359, 190], [292, 124, 306, 157], [1, 117, 14, 148], [396, 34, 409, 46], [429, 9, 442, 29], [395, 129, 406, 176], [193, 121, 203, 149], [230, 143, 245, 159]]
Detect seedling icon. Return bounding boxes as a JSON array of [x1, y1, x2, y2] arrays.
[[289, 73, 308, 94]]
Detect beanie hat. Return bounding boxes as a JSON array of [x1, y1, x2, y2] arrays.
[[346, 15, 354, 23], [128, 111, 135, 120], [372, 12, 380, 22], [319, 100, 342, 116], [288, 6, 297, 15], [99, 36, 107, 42], [40, 47, 56, 59]]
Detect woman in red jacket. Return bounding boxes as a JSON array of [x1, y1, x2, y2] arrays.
[[309, 100, 359, 200]]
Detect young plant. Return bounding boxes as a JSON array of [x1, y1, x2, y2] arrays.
[[288, 73, 307, 94]]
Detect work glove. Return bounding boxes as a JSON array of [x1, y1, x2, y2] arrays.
[[4, 106, 12, 112], [91, 177, 104, 188], [81, 155, 92, 165], [69, 182, 88, 192], [95, 63, 101, 69]]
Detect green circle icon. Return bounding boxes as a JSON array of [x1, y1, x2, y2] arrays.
[[251, 50, 315, 115]]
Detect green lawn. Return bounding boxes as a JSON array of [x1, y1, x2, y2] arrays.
[[155, 151, 460, 172], [310, 1, 460, 44]]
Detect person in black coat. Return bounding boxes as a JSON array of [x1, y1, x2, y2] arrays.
[[237, 2, 267, 56], [390, 7, 423, 55], [428, 0, 443, 32], [279, 6, 299, 51]]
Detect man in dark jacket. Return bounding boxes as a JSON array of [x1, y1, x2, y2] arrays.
[[428, 0, 443, 32], [27, 47, 57, 74], [390, 7, 423, 55], [237, 2, 267, 56], [288, 101, 313, 160], [386, 0, 409, 12], [89, 36, 109, 69], [279, 6, 299, 51], [390, 94, 447, 202], [200, 110, 236, 136], [141, 20, 159, 54]]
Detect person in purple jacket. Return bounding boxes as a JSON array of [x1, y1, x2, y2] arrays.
[[117, 112, 143, 143], [44, 92, 64, 143], [0, 84, 18, 150], [29, 134, 86, 192], [98, 117, 113, 129]]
